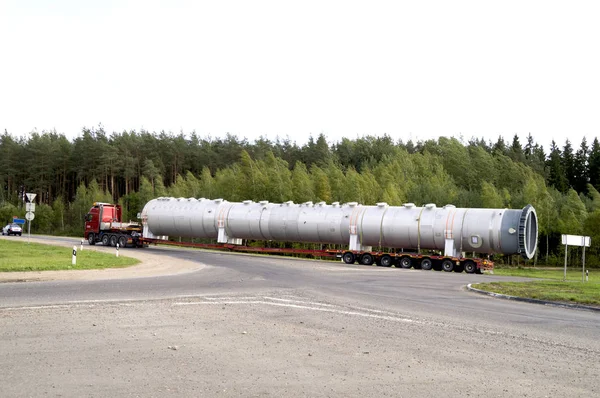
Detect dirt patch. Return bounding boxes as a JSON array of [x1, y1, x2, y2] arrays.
[[0, 235, 205, 282]]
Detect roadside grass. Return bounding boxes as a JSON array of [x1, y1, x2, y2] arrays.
[[0, 239, 139, 272], [471, 281, 600, 306], [493, 267, 600, 282], [474, 267, 600, 307]]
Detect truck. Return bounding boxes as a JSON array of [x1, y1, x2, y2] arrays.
[[84, 197, 539, 274], [84, 202, 144, 248]]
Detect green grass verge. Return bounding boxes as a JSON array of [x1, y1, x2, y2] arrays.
[[493, 267, 600, 282], [471, 281, 600, 306], [476, 267, 600, 307], [0, 239, 139, 272]]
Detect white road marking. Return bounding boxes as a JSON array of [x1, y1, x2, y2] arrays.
[[0, 297, 146, 311], [2, 305, 72, 310], [262, 296, 337, 307], [341, 305, 405, 316], [173, 299, 420, 324], [3, 294, 596, 354], [172, 298, 568, 348]]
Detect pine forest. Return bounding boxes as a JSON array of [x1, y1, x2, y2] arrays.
[[1, 128, 599, 267]]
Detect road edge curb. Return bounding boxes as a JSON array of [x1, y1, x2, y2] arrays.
[[466, 284, 600, 313]]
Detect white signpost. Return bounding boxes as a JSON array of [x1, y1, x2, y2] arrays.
[[25, 193, 36, 243], [561, 234, 591, 282]]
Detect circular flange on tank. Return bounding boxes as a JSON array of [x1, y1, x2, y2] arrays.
[[518, 205, 538, 259]]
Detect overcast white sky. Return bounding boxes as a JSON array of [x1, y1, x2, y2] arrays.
[[1, 0, 599, 151]]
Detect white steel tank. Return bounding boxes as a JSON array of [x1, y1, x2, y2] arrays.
[[141, 197, 538, 259]]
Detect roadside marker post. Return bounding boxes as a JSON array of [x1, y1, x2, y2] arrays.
[[586, 270, 589, 282], [563, 242, 568, 282], [583, 245, 586, 283], [80, 239, 84, 252], [72, 246, 77, 265], [116, 243, 119, 257]]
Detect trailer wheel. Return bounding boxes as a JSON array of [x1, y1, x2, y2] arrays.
[[441, 259, 454, 272], [398, 256, 412, 269], [109, 234, 118, 247], [87, 233, 96, 246], [101, 234, 110, 246], [118, 235, 127, 248], [342, 252, 355, 264], [464, 261, 477, 274], [360, 253, 374, 266], [378, 255, 393, 267], [420, 258, 433, 271]]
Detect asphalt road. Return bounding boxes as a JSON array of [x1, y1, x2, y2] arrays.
[[1, 235, 599, 397]]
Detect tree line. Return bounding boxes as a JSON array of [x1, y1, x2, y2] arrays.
[[1, 127, 599, 267]]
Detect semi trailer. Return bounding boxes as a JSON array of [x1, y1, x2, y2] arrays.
[[84, 198, 539, 274]]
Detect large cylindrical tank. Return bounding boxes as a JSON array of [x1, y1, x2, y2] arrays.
[[141, 198, 538, 259]]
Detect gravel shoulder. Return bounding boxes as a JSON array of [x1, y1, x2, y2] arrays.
[[1, 293, 598, 397], [0, 235, 205, 282]]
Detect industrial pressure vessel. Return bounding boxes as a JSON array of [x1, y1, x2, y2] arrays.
[[141, 198, 538, 259]]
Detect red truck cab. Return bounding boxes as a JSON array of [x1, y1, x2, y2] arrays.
[[84, 202, 122, 244]]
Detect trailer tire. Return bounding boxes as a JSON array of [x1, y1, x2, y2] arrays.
[[398, 256, 412, 269], [342, 252, 355, 264], [118, 235, 127, 248], [420, 258, 433, 271], [441, 259, 454, 272], [464, 261, 477, 274], [88, 233, 96, 246], [378, 255, 393, 267], [101, 234, 110, 246], [360, 253, 374, 266], [109, 234, 118, 247]]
